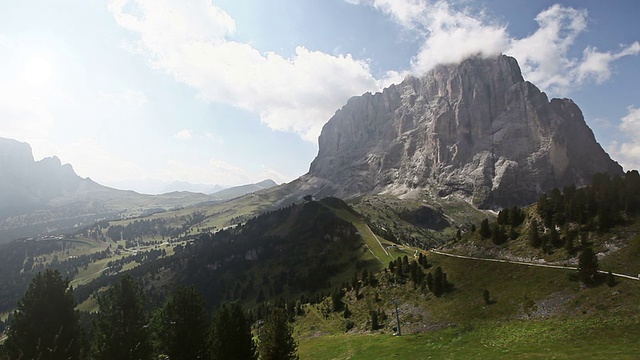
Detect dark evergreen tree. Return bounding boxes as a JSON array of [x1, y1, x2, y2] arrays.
[[388, 260, 396, 273], [577, 247, 599, 284], [509, 206, 525, 226], [258, 308, 298, 360], [490, 223, 506, 245], [361, 268, 369, 286], [426, 272, 434, 293], [549, 227, 562, 248], [91, 274, 152, 360], [211, 302, 256, 360], [402, 255, 409, 270], [3, 270, 83, 360], [433, 267, 445, 297], [482, 289, 491, 305], [508, 226, 518, 240], [343, 304, 351, 319], [369, 310, 379, 331], [497, 208, 508, 225], [564, 232, 575, 254], [529, 220, 541, 248], [330, 287, 344, 312], [479, 218, 491, 239], [156, 286, 210, 360]]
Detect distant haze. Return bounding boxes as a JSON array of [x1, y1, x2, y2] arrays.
[[0, 1, 637, 188]]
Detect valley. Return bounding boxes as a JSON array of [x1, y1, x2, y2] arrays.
[[2, 178, 640, 359], [1, 54, 639, 359]]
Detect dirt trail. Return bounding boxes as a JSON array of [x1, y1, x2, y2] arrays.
[[430, 250, 640, 281]]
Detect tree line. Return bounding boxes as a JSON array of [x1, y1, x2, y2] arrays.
[[469, 172, 640, 285], [0, 270, 298, 360]]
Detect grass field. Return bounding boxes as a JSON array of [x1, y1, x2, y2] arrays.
[[298, 317, 640, 359], [294, 249, 640, 359]]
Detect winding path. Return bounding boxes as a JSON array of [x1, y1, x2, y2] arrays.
[[429, 249, 640, 281]]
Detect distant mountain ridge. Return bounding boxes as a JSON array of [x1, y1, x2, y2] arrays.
[[0, 138, 284, 242], [103, 179, 226, 195], [0, 138, 97, 218], [209, 179, 278, 200], [300, 55, 622, 208], [0, 138, 215, 242]]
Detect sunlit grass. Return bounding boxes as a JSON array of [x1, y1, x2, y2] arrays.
[[298, 318, 640, 359]]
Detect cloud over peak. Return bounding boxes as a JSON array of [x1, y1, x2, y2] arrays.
[[350, 0, 639, 95], [109, 0, 639, 144]]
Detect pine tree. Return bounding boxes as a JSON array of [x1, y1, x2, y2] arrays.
[[3, 270, 83, 360], [529, 220, 541, 248], [388, 260, 396, 273], [577, 247, 599, 284], [369, 310, 379, 331], [479, 219, 491, 239], [361, 268, 369, 286], [343, 304, 352, 319], [258, 308, 298, 360], [490, 223, 506, 245], [330, 288, 344, 312], [607, 271, 616, 287], [433, 267, 445, 297], [211, 302, 256, 360], [482, 289, 491, 305], [508, 226, 518, 240], [91, 274, 152, 360], [156, 286, 210, 360], [425, 272, 434, 293]]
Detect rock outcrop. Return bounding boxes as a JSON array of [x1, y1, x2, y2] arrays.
[[0, 138, 89, 217], [306, 55, 622, 208]]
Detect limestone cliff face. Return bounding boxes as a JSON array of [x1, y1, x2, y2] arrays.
[[307, 55, 622, 208]]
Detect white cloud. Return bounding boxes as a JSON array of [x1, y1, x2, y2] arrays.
[[106, 0, 638, 144], [349, 0, 508, 74], [351, 0, 429, 30], [608, 106, 640, 171], [504, 4, 639, 94], [108, 0, 393, 142], [350, 1, 639, 96], [100, 89, 148, 106], [411, 2, 508, 74], [576, 42, 640, 84], [174, 129, 193, 141]]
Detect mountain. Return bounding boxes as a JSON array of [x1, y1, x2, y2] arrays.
[[0, 138, 214, 242], [103, 179, 226, 195], [161, 181, 225, 194], [0, 138, 95, 218], [303, 55, 622, 208], [209, 179, 278, 200]]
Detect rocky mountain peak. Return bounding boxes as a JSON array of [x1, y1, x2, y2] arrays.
[[307, 55, 622, 208]]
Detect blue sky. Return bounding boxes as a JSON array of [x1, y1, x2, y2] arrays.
[[0, 0, 638, 193]]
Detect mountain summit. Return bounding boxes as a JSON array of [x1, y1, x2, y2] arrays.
[[306, 55, 622, 208]]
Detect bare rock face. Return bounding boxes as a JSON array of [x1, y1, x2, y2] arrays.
[[306, 55, 622, 208]]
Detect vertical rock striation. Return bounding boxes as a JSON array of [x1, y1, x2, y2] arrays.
[[306, 55, 622, 208]]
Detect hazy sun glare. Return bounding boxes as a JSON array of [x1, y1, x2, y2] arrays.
[[23, 56, 52, 86]]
